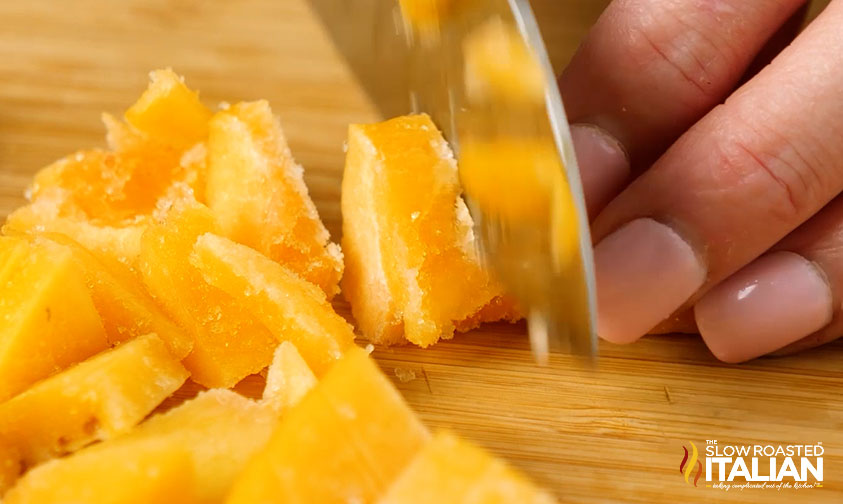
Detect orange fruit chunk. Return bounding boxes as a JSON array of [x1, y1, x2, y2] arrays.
[[206, 100, 343, 298], [124, 68, 212, 151], [190, 233, 355, 376], [262, 342, 317, 414], [0, 237, 108, 402], [103, 389, 275, 503], [379, 431, 557, 504], [36, 234, 192, 360], [138, 203, 277, 388], [3, 196, 147, 268], [398, 0, 457, 32], [226, 347, 429, 504], [0, 334, 188, 490], [3, 438, 197, 504], [341, 114, 519, 347], [463, 19, 546, 104]]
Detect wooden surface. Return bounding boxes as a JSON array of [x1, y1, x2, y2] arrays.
[[1, 1, 840, 503]]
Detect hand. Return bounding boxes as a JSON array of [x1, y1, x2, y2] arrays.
[[559, 0, 843, 362]]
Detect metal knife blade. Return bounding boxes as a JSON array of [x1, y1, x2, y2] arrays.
[[308, 0, 598, 361]]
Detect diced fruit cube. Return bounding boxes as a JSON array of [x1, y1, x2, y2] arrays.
[[124, 68, 212, 151], [3, 438, 197, 504], [398, 0, 458, 31], [379, 431, 557, 504], [463, 19, 545, 104], [341, 114, 518, 347], [226, 347, 429, 504], [3, 199, 146, 270], [138, 203, 277, 387], [104, 389, 275, 503], [190, 233, 354, 376], [206, 100, 343, 297], [0, 237, 108, 402], [38, 234, 192, 359], [0, 334, 188, 488], [262, 342, 317, 413]]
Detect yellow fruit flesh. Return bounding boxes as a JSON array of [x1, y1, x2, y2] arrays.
[[206, 100, 343, 297], [138, 203, 277, 388], [341, 114, 518, 347], [226, 347, 430, 504], [3, 438, 197, 504], [463, 19, 546, 104], [399, 0, 457, 32], [190, 233, 355, 376], [108, 389, 275, 503], [0, 334, 188, 488], [262, 342, 318, 414], [124, 68, 211, 151], [379, 431, 557, 504], [0, 238, 109, 402], [38, 234, 192, 359], [3, 199, 146, 269]]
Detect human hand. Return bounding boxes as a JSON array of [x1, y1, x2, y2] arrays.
[[559, 0, 843, 362]]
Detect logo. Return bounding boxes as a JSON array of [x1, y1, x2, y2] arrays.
[[678, 440, 824, 491], [680, 441, 704, 487]]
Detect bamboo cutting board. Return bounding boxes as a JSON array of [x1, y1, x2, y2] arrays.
[[0, 1, 840, 503]]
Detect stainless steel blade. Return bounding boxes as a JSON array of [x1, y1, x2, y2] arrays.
[[307, 0, 598, 360]]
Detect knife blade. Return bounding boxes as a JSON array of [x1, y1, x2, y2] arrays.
[[308, 0, 598, 361]]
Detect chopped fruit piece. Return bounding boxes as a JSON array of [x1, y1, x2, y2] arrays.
[[0, 334, 188, 486], [0, 442, 20, 495], [341, 114, 518, 347], [124, 68, 212, 151], [98, 389, 276, 503], [380, 431, 557, 504], [206, 100, 343, 297], [0, 237, 108, 402], [262, 342, 317, 413], [226, 347, 429, 504], [37, 234, 192, 359], [459, 138, 580, 265], [3, 439, 197, 504], [138, 203, 277, 388], [3, 198, 146, 268], [463, 19, 545, 104], [399, 0, 457, 32], [191, 233, 354, 376]]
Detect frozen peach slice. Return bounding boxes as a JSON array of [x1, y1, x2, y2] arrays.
[[190, 233, 354, 376], [206, 100, 343, 297], [138, 203, 277, 388], [2, 438, 197, 504], [226, 347, 429, 504], [101, 389, 275, 503], [124, 68, 212, 151], [0, 237, 108, 402], [0, 334, 188, 489], [341, 114, 519, 347], [380, 431, 557, 504], [262, 342, 317, 414], [3, 197, 146, 268], [37, 234, 192, 359]]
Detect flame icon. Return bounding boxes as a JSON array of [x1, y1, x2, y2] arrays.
[[679, 441, 703, 487]]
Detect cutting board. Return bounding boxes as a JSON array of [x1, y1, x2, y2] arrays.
[[0, 1, 840, 503]]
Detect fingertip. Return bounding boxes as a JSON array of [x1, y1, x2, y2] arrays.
[[570, 123, 631, 218]]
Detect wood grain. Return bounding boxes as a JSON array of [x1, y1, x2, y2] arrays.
[[0, 1, 840, 503]]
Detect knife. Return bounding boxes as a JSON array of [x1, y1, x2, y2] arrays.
[[308, 0, 598, 361]]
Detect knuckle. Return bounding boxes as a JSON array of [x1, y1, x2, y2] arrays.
[[628, 12, 734, 102], [718, 130, 825, 224]]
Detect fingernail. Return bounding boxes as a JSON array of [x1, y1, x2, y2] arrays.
[[571, 124, 630, 218], [595, 218, 706, 343], [695, 251, 833, 363]]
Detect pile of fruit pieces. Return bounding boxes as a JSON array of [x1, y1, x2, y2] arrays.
[[0, 69, 552, 503]]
